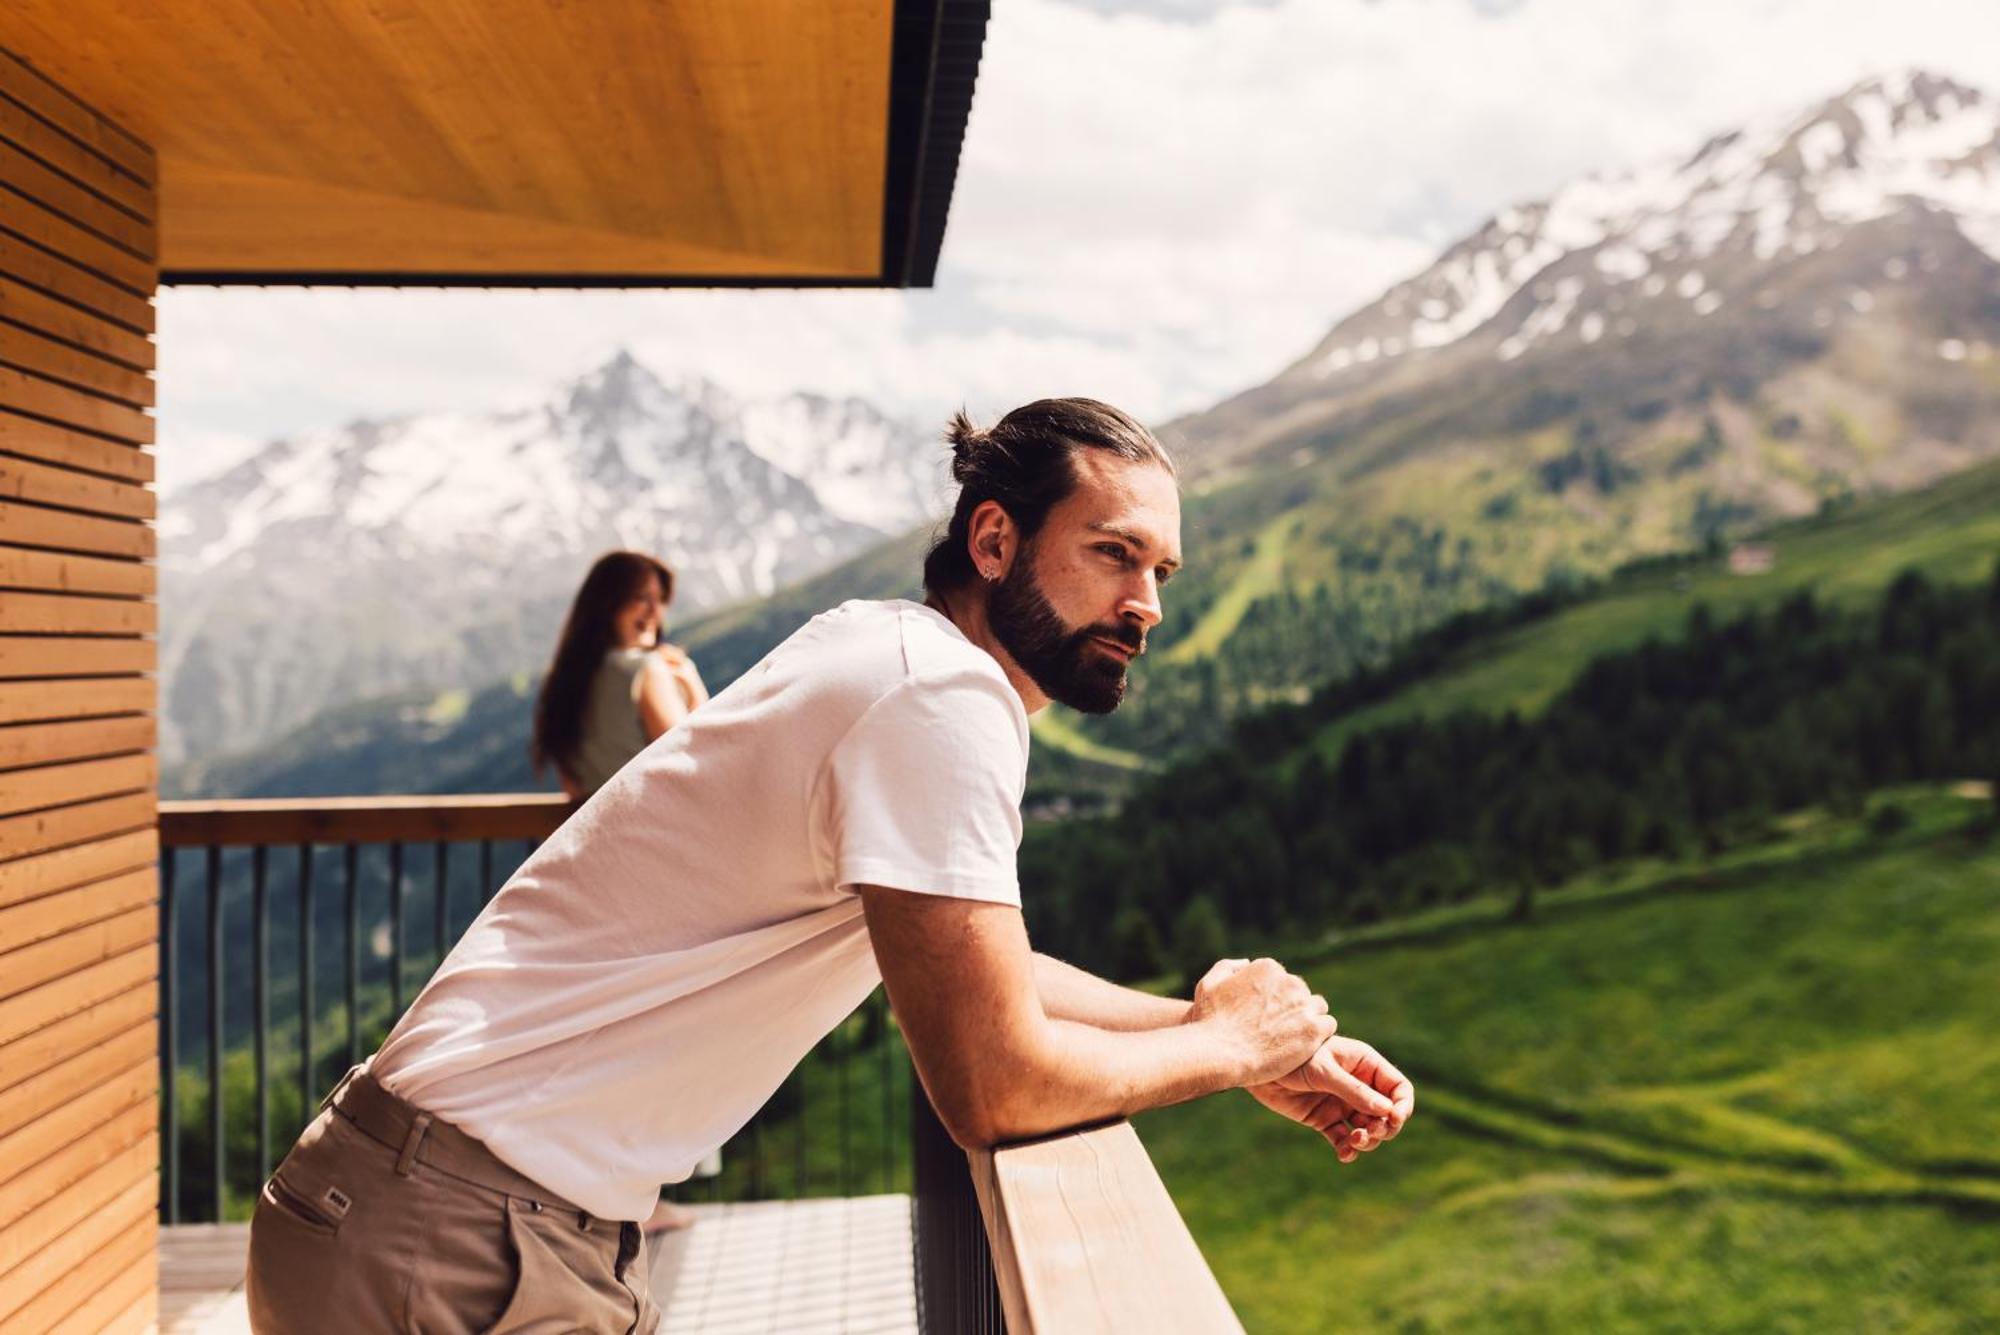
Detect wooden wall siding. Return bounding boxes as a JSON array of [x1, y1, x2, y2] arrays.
[[0, 44, 159, 1335]]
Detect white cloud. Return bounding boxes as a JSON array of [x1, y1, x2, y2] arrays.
[[157, 0, 2000, 482]]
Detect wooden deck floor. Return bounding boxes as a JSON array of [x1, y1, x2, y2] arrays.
[[158, 1195, 916, 1333]]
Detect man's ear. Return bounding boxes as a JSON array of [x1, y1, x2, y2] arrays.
[[965, 499, 1017, 581]]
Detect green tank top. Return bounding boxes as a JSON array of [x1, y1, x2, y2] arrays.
[[570, 647, 651, 795]]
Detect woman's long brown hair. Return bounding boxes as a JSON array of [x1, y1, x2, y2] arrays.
[[531, 551, 675, 780]]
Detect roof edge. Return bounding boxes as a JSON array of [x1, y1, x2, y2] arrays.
[[879, 0, 990, 288]]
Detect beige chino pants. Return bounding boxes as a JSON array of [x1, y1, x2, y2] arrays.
[[245, 1065, 661, 1334]]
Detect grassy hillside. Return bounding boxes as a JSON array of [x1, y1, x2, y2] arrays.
[[1140, 787, 2000, 1332], [1298, 451, 2000, 768]]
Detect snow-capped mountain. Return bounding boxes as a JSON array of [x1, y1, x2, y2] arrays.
[[158, 352, 945, 767], [1174, 69, 2000, 483]]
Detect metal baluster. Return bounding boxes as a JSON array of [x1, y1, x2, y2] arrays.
[[160, 846, 178, 1224], [252, 845, 269, 1182], [795, 1057, 809, 1196], [344, 844, 360, 1065], [880, 990, 894, 1192], [840, 1017, 852, 1197], [433, 841, 449, 974], [389, 842, 405, 1018], [297, 844, 314, 1132], [751, 1104, 766, 1200], [479, 839, 494, 905], [206, 845, 224, 1223]]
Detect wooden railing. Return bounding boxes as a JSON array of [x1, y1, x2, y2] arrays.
[[158, 793, 572, 847], [970, 1121, 1244, 1333], [911, 1068, 1243, 1332]]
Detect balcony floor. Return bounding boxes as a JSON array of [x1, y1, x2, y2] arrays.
[[159, 1194, 917, 1334]]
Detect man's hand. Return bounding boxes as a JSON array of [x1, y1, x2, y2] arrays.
[[1184, 958, 1338, 1087], [1249, 1036, 1415, 1164]]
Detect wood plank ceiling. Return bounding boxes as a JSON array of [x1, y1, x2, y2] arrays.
[[0, 0, 940, 284]]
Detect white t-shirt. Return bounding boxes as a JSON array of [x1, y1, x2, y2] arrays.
[[371, 599, 1029, 1220]]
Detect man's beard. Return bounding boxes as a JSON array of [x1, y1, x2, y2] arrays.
[[987, 557, 1141, 715]]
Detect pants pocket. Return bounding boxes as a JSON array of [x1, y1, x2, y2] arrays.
[[246, 1175, 342, 1331], [483, 1204, 642, 1335], [262, 1170, 341, 1235]]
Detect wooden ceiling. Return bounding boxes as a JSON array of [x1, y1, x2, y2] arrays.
[[0, 1, 987, 286]]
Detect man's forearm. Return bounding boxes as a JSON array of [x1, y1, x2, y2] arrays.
[[1032, 951, 1191, 1030], [968, 1011, 1251, 1145]]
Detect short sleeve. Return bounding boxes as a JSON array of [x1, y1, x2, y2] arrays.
[[822, 673, 1028, 905]]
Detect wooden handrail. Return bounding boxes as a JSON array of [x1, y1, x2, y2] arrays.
[[157, 794, 573, 847], [969, 1120, 1244, 1334]]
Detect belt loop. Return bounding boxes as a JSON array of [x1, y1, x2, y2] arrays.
[[396, 1112, 433, 1177]]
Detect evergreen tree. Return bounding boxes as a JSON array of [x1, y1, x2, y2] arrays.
[[1172, 896, 1229, 993], [1109, 905, 1167, 983]]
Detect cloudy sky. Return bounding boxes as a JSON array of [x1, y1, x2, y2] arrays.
[[155, 0, 2000, 489]]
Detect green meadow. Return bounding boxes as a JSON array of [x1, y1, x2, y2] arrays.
[[1140, 789, 2000, 1332], [1309, 455, 2000, 765]]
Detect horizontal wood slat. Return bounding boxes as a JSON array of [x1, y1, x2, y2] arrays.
[[0, 867, 151, 955], [0, 545, 151, 597], [0, 274, 153, 370], [0, 321, 155, 410], [0, 1091, 152, 1233], [0, 635, 152, 680], [0, 407, 154, 477], [0, 716, 155, 772], [0, 828, 154, 910], [0, 983, 151, 1093], [0, 204, 152, 310], [0, 225, 154, 332], [0, 53, 155, 188], [160, 793, 575, 847], [0, 903, 152, 1004], [0, 364, 153, 443], [0, 1128, 155, 1284], [0, 1016, 151, 1141], [106, 1286, 161, 1335], [0, 790, 153, 861], [0, 498, 151, 559], [0, 594, 155, 637], [15, 1216, 156, 1335], [0, 449, 155, 515], [0, 96, 153, 222], [0, 753, 154, 819], [970, 1120, 1244, 1335], [0, 675, 153, 722], [0, 1057, 153, 1185], [0, 1173, 153, 1329], [0, 138, 153, 259], [0, 944, 151, 1050]]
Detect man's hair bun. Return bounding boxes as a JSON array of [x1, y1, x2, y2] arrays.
[[944, 408, 987, 484]]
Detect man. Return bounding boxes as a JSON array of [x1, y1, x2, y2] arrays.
[[245, 398, 1414, 1333]]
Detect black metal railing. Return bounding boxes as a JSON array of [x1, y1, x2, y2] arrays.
[[913, 1085, 1006, 1332], [157, 796, 916, 1224]]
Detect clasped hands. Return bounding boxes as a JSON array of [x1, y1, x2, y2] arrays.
[[1193, 957, 1415, 1165]]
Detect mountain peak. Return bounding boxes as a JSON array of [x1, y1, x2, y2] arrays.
[[1281, 68, 2000, 383]]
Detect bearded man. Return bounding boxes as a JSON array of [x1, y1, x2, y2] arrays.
[[244, 398, 1414, 1333]]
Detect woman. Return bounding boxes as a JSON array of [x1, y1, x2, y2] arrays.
[[532, 551, 715, 1233], [532, 550, 708, 801]]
